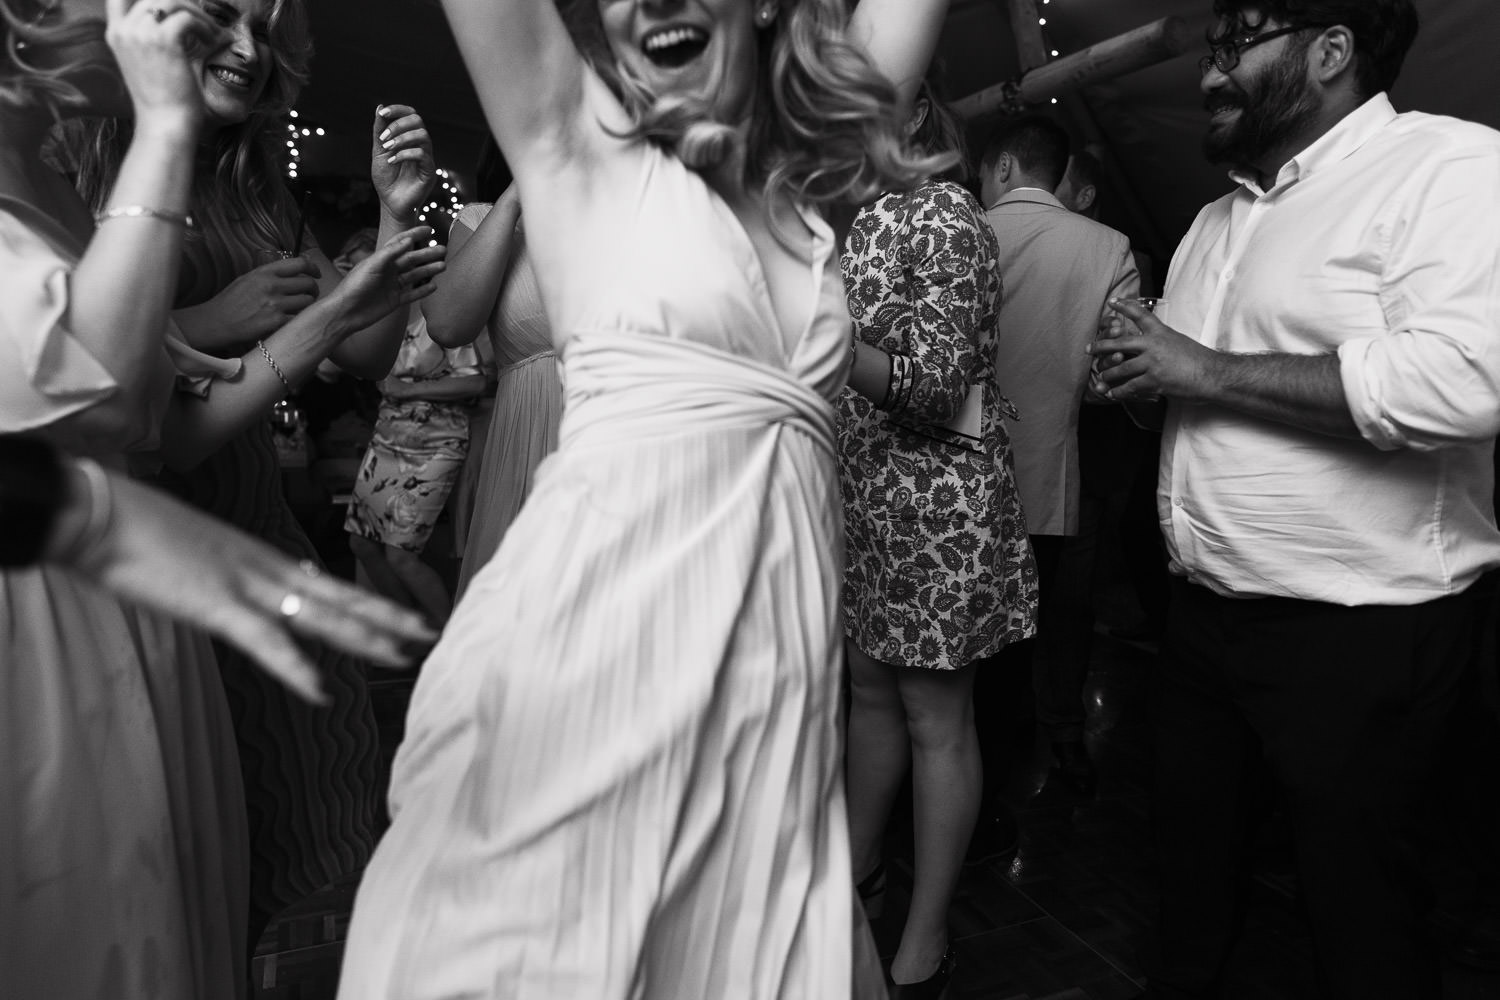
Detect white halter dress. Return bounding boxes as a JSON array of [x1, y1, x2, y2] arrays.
[[338, 144, 878, 998]]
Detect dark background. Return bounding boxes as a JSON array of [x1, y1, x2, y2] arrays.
[[288, 0, 1500, 266]]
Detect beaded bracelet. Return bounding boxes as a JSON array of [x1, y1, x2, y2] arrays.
[[95, 205, 194, 228], [257, 339, 293, 396]]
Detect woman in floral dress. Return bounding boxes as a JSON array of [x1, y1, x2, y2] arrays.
[[839, 84, 1037, 994]]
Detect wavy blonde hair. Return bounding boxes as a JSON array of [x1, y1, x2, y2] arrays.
[[558, 0, 952, 215], [72, 0, 312, 294], [0, 0, 113, 113]]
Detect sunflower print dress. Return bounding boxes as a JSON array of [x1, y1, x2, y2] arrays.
[[836, 180, 1037, 670]]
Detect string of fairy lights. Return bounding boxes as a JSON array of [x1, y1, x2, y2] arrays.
[[277, 6, 1072, 199], [1040, 0, 1061, 105], [282, 112, 468, 228]]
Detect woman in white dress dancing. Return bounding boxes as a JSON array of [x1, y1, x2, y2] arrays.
[[339, 0, 952, 996]]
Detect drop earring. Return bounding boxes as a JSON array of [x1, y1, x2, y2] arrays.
[[756, 5, 776, 27]]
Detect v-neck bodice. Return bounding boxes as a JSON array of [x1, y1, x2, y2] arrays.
[[547, 143, 852, 404]]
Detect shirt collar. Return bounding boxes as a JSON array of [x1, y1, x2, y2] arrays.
[[1229, 92, 1399, 195], [987, 187, 1066, 212]]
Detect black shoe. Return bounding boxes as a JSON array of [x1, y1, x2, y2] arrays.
[[1052, 739, 1098, 795], [964, 808, 1019, 868], [888, 947, 955, 999]]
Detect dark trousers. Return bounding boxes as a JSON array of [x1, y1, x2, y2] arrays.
[[1148, 573, 1498, 1000], [1031, 532, 1095, 741]]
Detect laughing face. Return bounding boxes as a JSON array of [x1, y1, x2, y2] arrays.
[[194, 0, 273, 125], [1200, 17, 1322, 170], [596, 0, 772, 124]]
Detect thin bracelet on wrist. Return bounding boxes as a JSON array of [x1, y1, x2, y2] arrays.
[[257, 339, 293, 397], [96, 205, 194, 228]]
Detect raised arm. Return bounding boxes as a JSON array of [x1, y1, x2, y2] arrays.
[[845, 0, 952, 114], [437, 0, 607, 178], [42, 2, 226, 441], [423, 189, 524, 349]]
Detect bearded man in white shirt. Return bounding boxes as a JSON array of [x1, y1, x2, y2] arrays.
[[1089, 2, 1500, 997]]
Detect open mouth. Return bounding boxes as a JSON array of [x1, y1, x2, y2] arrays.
[[641, 24, 710, 69], [208, 65, 255, 90], [1205, 100, 1242, 124]]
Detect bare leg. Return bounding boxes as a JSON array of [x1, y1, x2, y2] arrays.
[[845, 642, 911, 882], [891, 663, 980, 985], [349, 534, 415, 607], [385, 545, 454, 626]]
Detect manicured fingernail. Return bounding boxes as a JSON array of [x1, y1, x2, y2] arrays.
[[379, 128, 392, 142], [382, 140, 395, 150]]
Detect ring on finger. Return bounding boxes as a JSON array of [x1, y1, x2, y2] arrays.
[[279, 591, 304, 619]]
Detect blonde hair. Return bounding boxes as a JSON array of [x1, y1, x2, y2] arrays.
[[72, 0, 313, 293], [558, 0, 952, 215], [0, 0, 112, 114]]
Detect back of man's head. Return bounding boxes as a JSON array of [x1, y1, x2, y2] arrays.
[[1209, 0, 1419, 99], [981, 117, 1072, 194], [1056, 151, 1102, 219]]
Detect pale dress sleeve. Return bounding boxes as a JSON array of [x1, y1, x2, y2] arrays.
[[0, 211, 118, 432]]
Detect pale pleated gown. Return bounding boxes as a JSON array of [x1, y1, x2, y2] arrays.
[[338, 143, 882, 998], [448, 203, 562, 598]]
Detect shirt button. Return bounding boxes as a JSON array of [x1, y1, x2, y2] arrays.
[[1223, 268, 1236, 282], [1173, 496, 1185, 508]]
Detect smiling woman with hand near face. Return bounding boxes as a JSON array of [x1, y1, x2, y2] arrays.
[[69, 0, 448, 957]]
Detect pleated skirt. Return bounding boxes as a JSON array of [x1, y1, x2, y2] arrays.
[[339, 416, 876, 998], [0, 565, 247, 1000], [453, 351, 562, 598]]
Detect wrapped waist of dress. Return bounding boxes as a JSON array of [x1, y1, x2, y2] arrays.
[[557, 332, 834, 455]]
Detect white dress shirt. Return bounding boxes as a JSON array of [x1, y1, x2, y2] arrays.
[[1159, 94, 1500, 605]]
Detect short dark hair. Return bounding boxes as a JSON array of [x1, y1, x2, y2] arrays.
[[1209, 0, 1419, 98], [981, 116, 1071, 191], [1067, 150, 1102, 192]]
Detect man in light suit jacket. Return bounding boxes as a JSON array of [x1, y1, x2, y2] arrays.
[[977, 116, 1139, 792]]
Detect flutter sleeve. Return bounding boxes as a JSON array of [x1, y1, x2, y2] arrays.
[[0, 211, 119, 432]]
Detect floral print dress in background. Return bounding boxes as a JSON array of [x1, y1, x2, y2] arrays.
[[836, 180, 1037, 670], [345, 309, 482, 552]]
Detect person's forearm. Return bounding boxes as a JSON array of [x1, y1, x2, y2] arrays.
[[424, 203, 521, 348], [158, 298, 353, 470], [1204, 352, 1360, 439], [68, 115, 199, 395], [848, 341, 893, 406], [326, 206, 419, 378], [845, 0, 951, 112]]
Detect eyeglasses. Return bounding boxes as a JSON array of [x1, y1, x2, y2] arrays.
[[1198, 24, 1321, 75]]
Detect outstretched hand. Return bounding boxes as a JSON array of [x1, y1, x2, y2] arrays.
[[371, 104, 438, 220], [62, 467, 436, 704], [1088, 299, 1219, 403], [328, 226, 447, 335]]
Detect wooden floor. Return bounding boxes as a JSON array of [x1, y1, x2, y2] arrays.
[[253, 622, 1500, 999]]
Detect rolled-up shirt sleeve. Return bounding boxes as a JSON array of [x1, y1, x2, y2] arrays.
[[0, 218, 118, 432], [1339, 142, 1500, 452]]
